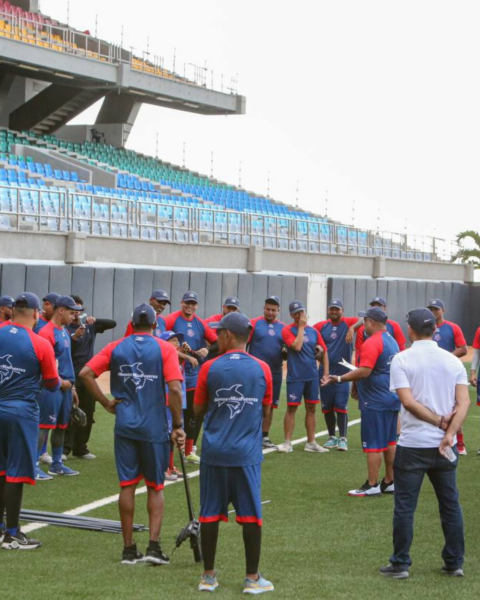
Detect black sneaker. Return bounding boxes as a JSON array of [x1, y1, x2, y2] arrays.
[[121, 544, 144, 565], [441, 565, 464, 577], [262, 437, 277, 449], [2, 531, 42, 550], [380, 478, 395, 494], [144, 541, 170, 565], [379, 563, 409, 579]]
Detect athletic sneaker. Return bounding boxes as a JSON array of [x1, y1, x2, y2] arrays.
[[165, 469, 178, 482], [457, 443, 467, 456], [323, 436, 338, 449], [304, 441, 329, 453], [0, 526, 5, 545], [144, 541, 170, 565], [379, 563, 409, 579], [380, 478, 394, 494], [262, 437, 277, 449], [74, 452, 96, 460], [198, 573, 219, 592], [61, 454, 67, 461], [121, 544, 144, 565], [48, 463, 79, 476], [2, 531, 42, 550], [277, 441, 293, 453], [348, 480, 381, 497], [39, 452, 52, 465], [186, 452, 201, 465], [441, 565, 464, 577], [170, 466, 184, 478], [35, 465, 53, 481], [337, 438, 348, 452], [477, 448, 480, 456], [243, 573, 274, 594]]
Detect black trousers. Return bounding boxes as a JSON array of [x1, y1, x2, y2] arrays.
[[64, 381, 96, 456]]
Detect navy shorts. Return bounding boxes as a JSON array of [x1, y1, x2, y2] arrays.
[[321, 382, 349, 413], [199, 463, 263, 526], [361, 410, 398, 453], [476, 380, 480, 406], [286, 379, 320, 405], [0, 411, 38, 485], [114, 435, 169, 490], [271, 371, 283, 408], [39, 388, 72, 430]]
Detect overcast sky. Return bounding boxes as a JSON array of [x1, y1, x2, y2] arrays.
[[40, 0, 479, 247]]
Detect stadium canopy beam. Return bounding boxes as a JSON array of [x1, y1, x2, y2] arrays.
[[94, 92, 142, 148]]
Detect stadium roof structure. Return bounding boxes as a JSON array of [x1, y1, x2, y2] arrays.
[[0, 0, 245, 146]]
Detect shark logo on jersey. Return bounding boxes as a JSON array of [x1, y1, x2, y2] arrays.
[[0, 355, 13, 384], [119, 362, 158, 391], [214, 384, 258, 419]]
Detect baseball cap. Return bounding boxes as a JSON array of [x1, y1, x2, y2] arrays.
[[55, 295, 84, 311], [14, 292, 41, 310], [427, 299, 445, 310], [42, 292, 60, 305], [132, 303, 157, 325], [370, 296, 387, 307], [289, 301, 305, 314], [224, 296, 240, 308], [265, 295, 280, 305], [0, 295, 14, 308], [160, 330, 185, 344], [210, 312, 252, 336], [358, 307, 388, 323], [182, 291, 198, 303], [150, 289, 170, 304], [406, 308, 436, 333], [328, 298, 344, 309]]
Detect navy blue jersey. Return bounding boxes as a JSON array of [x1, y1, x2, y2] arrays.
[[314, 317, 358, 376], [195, 350, 273, 467], [433, 320, 466, 353], [33, 315, 49, 333], [87, 333, 182, 443], [357, 331, 400, 411], [248, 317, 286, 374], [0, 323, 59, 419], [38, 321, 75, 382], [125, 314, 166, 339], [282, 323, 327, 382]]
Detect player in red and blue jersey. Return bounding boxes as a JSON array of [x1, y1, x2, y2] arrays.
[[0, 295, 14, 324], [427, 298, 469, 454], [165, 291, 217, 464], [278, 301, 329, 454], [314, 298, 360, 452], [248, 295, 286, 449], [81, 303, 184, 566], [0, 292, 60, 550], [124, 289, 170, 338], [37, 295, 83, 478], [33, 292, 60, 334], [205, 296, 241, 324], [194, 312, 274, 594], [470, 327, 480, 453], [325, 307, 400, 497]]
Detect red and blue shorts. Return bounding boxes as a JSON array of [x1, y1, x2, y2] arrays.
[[114, 435, 169, 490], [321, 381, 349, 414], [199, 463, 263, 526], [361, 409, 398, 453], [286, 379, 320, 406], [0, 411, 38, 485], [271, 370, 283, 408], [39, 388, 73, 430]]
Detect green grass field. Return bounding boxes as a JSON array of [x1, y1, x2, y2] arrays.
[[3, 373, 480, 600]]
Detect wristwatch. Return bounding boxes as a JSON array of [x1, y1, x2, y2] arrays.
[[172, 423, 183, 429], [336, 376, 342, 384]]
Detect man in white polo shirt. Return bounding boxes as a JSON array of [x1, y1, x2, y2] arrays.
[[379, 308, 470, 580]]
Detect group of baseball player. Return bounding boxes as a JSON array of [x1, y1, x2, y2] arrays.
[[0, 287, 477, 591]]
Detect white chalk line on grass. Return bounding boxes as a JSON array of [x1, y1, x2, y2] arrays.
[[23, 418, 361, 534]]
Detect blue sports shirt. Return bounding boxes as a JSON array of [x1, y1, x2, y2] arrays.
[[248, 317, 286, 374]]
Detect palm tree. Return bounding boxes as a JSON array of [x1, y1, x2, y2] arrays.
[[451, 230, 480, 268]]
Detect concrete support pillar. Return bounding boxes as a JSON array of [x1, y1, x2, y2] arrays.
[[65, 232, 86, 264], [464, 263, 475, 283], [373, 256, 386, 278], [247, 245, 262, 272]]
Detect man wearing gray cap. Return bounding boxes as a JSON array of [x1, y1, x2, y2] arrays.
[[379, 308, 470, 579]]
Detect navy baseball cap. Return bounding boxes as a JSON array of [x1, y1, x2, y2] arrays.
[[0, 295, 14, 308], [406, 308, 436, 333], [150, 289, 170, 304], [182, 291, 198, 303], [328, 298, 344, 309], [14, 292, 41, 310], [265, 295, 280, 305], [132, 303, 156, 325], [160, 330, 185, 344], [42, 292, 60, 305], [370, 296, 387, 307], [210, 312, 252, 336], [358, 307, 388, 323], [289, 301, 305, 314], [427, 299, 445, 310], [55, 295, 84, 311], [224, 296, 240, 308]]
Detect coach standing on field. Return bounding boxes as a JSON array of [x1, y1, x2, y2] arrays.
[[380, 308, 470, 579]]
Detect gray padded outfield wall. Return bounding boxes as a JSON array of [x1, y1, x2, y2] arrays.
[[328, 278, 476, 343], [0, 263, 308, 352]]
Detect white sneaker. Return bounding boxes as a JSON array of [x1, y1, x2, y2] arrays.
[[75, 453, 96, 460], [348, 480, 382, 497], [39, 452, 52, 465], [62, 454, 67, 462], [186, 452, 200, 465], [277, 441, 293, 453], [304, 441, 329, 453]]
